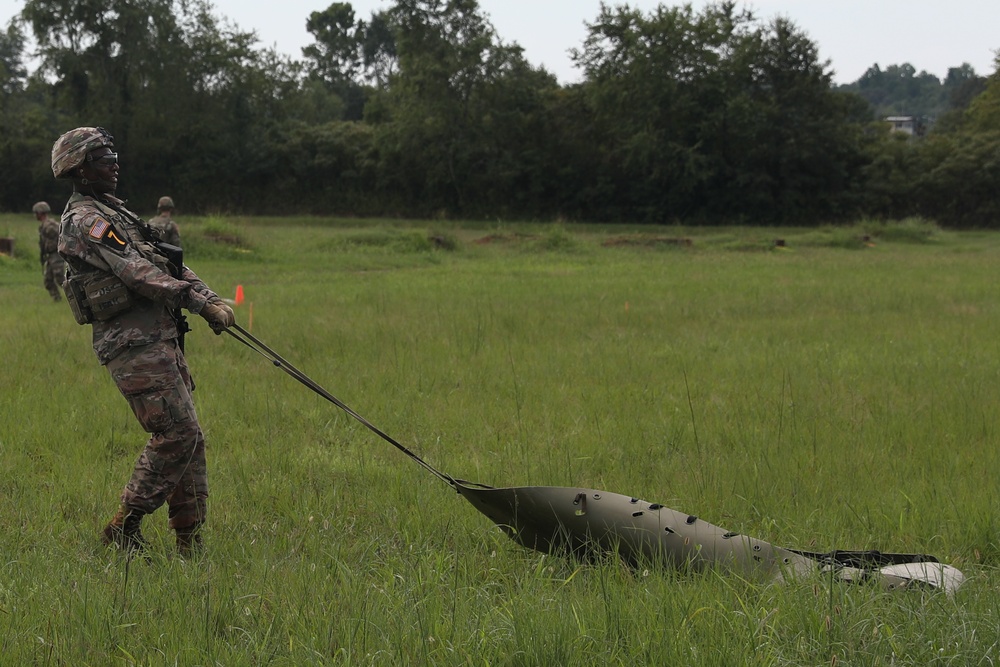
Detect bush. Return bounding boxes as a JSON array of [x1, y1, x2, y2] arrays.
[[182, 216, 255, 261], [333, 227, 450, 253], [532, 226, 578, 252], [871, 217, 941, 243]]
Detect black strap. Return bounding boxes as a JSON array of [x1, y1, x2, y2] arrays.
[[788, 548, 940, 567], [223, 323, 464, 489], [100, 199, 162, 245]]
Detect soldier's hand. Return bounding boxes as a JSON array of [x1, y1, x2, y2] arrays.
[[200, 301, 235, 334]]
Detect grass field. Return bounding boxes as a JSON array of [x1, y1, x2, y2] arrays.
[[1, 213, 999, 665]]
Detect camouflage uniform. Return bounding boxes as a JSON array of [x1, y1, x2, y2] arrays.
[[148, 215, 180, 246], [59, 191, 222, 543], [35, 202, 66, 301], [148, 196, 180, 247]]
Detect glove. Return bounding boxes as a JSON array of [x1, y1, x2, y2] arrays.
[[199, 301, 235, 334]]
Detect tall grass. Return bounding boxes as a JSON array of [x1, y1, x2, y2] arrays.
[[1, 214, 999, 664]]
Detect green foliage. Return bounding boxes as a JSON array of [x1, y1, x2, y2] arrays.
[[200, 216, 246, 241], [849, 63, 948, 118], [755, 219, 940, 249], [531, 225, 579, 252], [922, 132, 1000, 227], [870, 217, 941, 243], [279, 119, 378, 214], [302, 2, 369, 119], [334, 226, 435, 252], [18, 0, 306, 212], [180, 215, 256, 262], [572, 4, 867, 224], [0, 22, 27, 91], [1, 1, 999, 228], [0, 249, 33, 269], [783, 225, 871, 249], [962, 59, 1000, 132], [842, 61, 988, 125], [366, 0, 559, 218]]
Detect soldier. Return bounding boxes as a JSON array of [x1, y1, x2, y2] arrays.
[[148, 195, 181, 247], [51, 126, 235, 557], [35, 201, 66, 301]]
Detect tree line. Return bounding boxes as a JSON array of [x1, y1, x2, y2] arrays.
[[2, 0, 998, 227]]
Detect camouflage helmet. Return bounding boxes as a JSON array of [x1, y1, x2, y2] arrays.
[[51, 127, 114, 179], [32, 201, 51, 214], [157, 196, 175, 210]]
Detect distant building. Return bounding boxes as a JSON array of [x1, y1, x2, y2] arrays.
[[885, 115, 918, 135]]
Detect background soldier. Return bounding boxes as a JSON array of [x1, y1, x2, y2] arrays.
[[52, 126, 234, 557], [34, 201, 66, 301], [148, 195, 181, 247]]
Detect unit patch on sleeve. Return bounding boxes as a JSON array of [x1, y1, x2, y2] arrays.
[[88, 217, 127, 249]]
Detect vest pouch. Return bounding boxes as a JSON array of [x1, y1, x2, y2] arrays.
[[85, 274, 134, 321], [63, 273, 94, 325]]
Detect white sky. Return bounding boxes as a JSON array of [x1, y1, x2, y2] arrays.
[[3, 0, 998, 85]]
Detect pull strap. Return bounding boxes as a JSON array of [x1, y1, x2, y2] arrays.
[[223, 323, 459, 489]]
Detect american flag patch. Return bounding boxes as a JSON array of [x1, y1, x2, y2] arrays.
[[89, 218, 110, 239]]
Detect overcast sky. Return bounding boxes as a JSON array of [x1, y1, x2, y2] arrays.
[[4, 0, 998, 85]]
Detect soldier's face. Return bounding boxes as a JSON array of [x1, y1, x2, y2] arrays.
[[80, 147, 119, 194]]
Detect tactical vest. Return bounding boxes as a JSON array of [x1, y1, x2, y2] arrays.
[[63, 199, 169, 325]]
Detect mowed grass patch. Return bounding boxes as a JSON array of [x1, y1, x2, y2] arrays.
[[1, 213, 999, 664]]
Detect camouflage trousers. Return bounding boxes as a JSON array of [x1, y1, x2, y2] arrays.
[[106, 338, 208, 531], [43, 253, 65, 301]]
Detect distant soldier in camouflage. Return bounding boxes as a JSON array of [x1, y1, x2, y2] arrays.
[[148, 195, 181, 247], [52, 126, 235, 557], [35, 201, 66, 301]]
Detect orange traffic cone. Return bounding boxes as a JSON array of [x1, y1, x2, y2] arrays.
[[235, 285, 244, 306]]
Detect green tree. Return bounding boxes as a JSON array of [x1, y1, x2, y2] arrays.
[[847, 62, 948, 120], [277, 120, 377, 213], [916, 131, 1000, 226], [367, 0, 557, 217], [943, 63, 986, 111], [718, 16, 869, 221], [911, 56, 1000, 226], [863, 56, 1000, 227], [358, 9, 398, 89], [303, 2, 368, 119], [572, 2, 744, 221], [0, 20, 27, 96], [959, 56, 1000, 132], [303, 2, 400, 91], [0, 19, 46, 211], [571, 2, 867, 223], [932, 64, 987, 133], [859, 129, 923, 220], [20, 0, 308, 212]]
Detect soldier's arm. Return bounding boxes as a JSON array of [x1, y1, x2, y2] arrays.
[[179, 265, 223, 306], [77, 220, 211, 314]]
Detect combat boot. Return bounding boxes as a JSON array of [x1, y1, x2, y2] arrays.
[[175, 524, 204, 558], [101, 506, 148, 554]]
